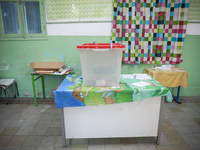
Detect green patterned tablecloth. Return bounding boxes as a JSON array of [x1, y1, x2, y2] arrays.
[[54, 74, 173, 108]]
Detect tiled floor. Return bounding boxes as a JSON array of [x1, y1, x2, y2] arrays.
[[0, 98, 200, 150]]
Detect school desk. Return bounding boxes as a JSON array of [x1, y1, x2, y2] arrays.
[[31, 72, 69, 107]]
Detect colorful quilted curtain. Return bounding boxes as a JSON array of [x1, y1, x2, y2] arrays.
[[111, 0, 190, 64]]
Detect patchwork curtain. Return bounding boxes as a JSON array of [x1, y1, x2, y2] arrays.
[[111, 0, 190, 64]]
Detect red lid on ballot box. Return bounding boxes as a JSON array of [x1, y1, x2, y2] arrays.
[[77, 43, 125, 49]]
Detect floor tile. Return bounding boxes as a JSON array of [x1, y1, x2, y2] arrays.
[[55, 136, 63, 147], [20, 146, 37, 150], [0, 136, 12, 146], [139, 145, 157, 150], [164, 103, 179, 108], [30, 126, 48, 136], [45, 107, 58, 114], [1, 146, 21, 150], [173, 125, 192, 135], [104, 138, 121, 146], [2, 112, 20, 120], [192, 118, 200, 125], [161, 118, 171, 127], [9, 119, 26, 127], [174, 112, 190, 119], [39, 136, 58, 147], [0, 126, 20, 136], [36, 120, 52, 127], [0, 111, 11, 120], [164, 112, 178, 119], [23, 116, 41, 125], [181, 134, 200, 144], [172, 144, 192, 150], [164, 108, 173, 113], [88, 138, 104, 145], [88, 145, 104, 150], [17, 113, 34, 120], [156, 145, 173, 150], [40, 113, 55, 120], [169, 107, 184, 112], [179, 103, 189, 107], [120, 137, 137, 145], [187, 112, 200, 118], [0, 120, 13, 127], [159, 134, 170, 145], [71, 139, 89, 146], [167, 117, 184, 126], [44, 127, 62, 136], [136, 137, 155, 145], [121, 145, 140, 150], [179, 118, 199, 126], [22, 135, 43, 147], [36, 147, 54, 150], [165, 133, 186, 145], [195, 134, 200, 140], [104, 145, 121, 150], [17, 104, 30, 109], [0, 126, 6, 134], [186, 124, 200, 134], [70, 146, 88, 150], [49, 117, 61, 127], [186, 103, 199, 108], [189, 144, 200, 150], [15, 124, 35, 135], [191, 107, 200, 113], [180, 107, 195, 113], [161, 125, 178, 135], [6, 135, 27, 146], [195, 103, 200, 107], [54, 146, 70, 150]]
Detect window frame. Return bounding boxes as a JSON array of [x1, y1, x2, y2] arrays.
[[0, 0, 47, 40]]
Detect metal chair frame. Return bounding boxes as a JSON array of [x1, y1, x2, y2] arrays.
[[0, 79, 19, 104]]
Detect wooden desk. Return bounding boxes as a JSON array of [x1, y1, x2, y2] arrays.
[[144, 68, 188, 104], [31, 72, 69, 106]]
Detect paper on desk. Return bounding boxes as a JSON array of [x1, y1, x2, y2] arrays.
[[53, 67, 69, 75], [133, 74, 152, 80], [172, 69, 184, 71], [123, 74, 134, 79], [131, 81, 151, 87]]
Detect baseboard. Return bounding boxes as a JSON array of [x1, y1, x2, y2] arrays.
[[0, 96, 200, 105]]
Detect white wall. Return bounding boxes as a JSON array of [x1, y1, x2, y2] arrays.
[[47, 22, 200, 36], [47, 22, 112, 36], [186, 23, 200, 35]]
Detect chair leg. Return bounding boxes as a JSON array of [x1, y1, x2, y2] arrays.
[[0, 86, 9, 105], [14, 80, 19, 97], [5, 87, 11, 104], [13, 82, 16, 98], [0, 86, 7, 97]]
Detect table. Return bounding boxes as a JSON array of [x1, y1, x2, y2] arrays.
[[31, 72, 69, 106], [54, 74, 173, 147], [144, 68, 188, 104]]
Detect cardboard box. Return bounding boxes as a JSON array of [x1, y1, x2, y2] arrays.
[[30, 62, 65, 73]]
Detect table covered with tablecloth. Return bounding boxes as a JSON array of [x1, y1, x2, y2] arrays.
[[144, 68, 188, 88], [54, 74, 173, 108]]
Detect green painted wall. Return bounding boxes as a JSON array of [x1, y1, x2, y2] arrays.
[[0, 35, 200, 98]]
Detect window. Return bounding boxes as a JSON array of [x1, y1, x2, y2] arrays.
[[0, 0, 47, 40]]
